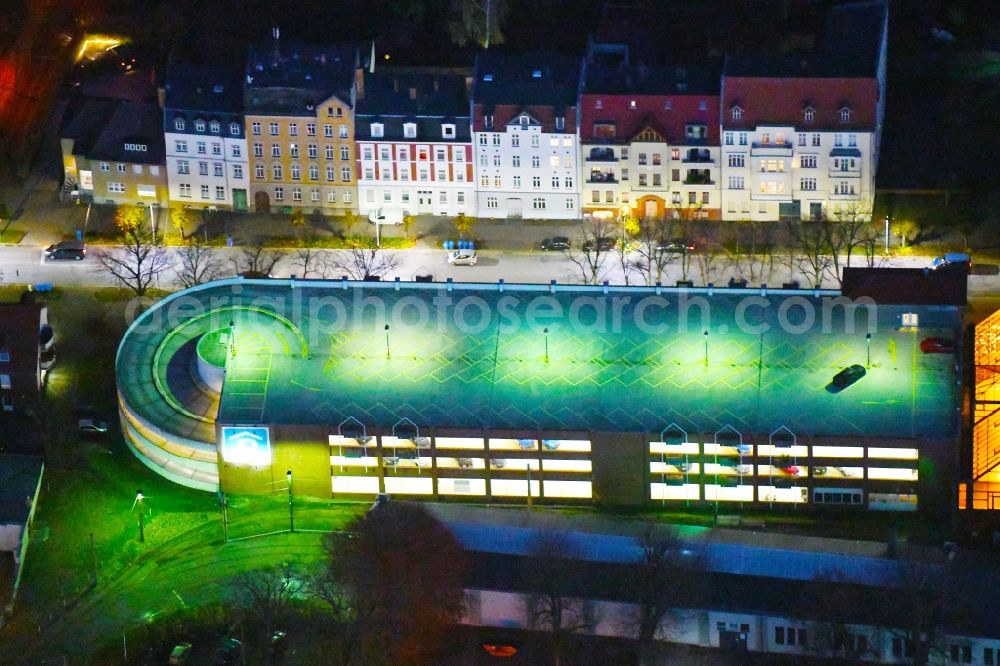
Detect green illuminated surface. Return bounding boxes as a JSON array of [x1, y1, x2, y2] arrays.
[[116, 280, 961, 441], [196, 328, 228, 368]]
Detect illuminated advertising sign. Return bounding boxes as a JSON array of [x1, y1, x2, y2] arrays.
[[221, 426, 271, 466]]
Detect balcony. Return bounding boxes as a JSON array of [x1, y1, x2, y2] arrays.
[[585, 147, 617, 162], [683, 169, 713, 185], [828, 165, 861, 178], [682, 148, 714, 163], [587, 172, 618, 184], [750, 141, 793, 157]]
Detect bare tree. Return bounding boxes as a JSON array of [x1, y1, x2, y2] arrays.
[[233, 237, 282, 277], [523, 530, 600, 666], [176, 238, 223, 288], [447, 0, 511, 47], [324, 500, 468, 665], [328, 239, 401, 281], [789, 221, 833, 288], [96, 225, 173, 297], [230, 562, 304, 649], [292, 247, 328, 279], [690, 224, 724, 285], [626, 525, 704, 665], [631, 217, 677, 286], [564, 217, 615, 284]]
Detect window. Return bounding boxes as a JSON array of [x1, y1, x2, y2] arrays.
[[100, 161, 110, 172], [478, 134, 487, 146], [324, 124, 333, 138], [383, 191, 392, 203], [555, 116, 565, 130], [272, 164, 283, 179], [457, 191, 465, 204], [480, 174, 489, 187], [233, 165, 243, 179], [840, 107, 851, 123], [107, 182, 125, 193], [439, 168, 448, 180], [729, 176, 744, 189], [254, 164, 264, 179], [174, 118, 185, 131], [531, 156, 540, 168], [308, 144, 318, 158], [344, 191, 351, 203], [340, 145, 350, 160], [775, 626, 785, 645], [653, 174, 661, 186], [381, 147, 392, 161], [210, 121, 220, 134], [363, 147, 374, 161], [274, 187, 283, 201], [565, 198, 574, 209], [327, 190, 336, 204], [801, 154, 817, 168], [701, 191, 709, 204], [271, 144, 281, 158], [196, 141, 206, 155], [605, 190, 614, 203], [454, 149, 463, 162], [532, 176, 541, 188], [175, 140, 188, 153], [739, 133, 748, 145], [309, 165, 319, 180], [800, 177, 817, 191], [492, 154, 501, 167], [512, 155, 521, 167], [728, 154, 745, 168], [213, 163, 223, 177], [812, 133, 821, 146], [672, 192, 681, 205], [551, 176, 560, 188], [442, 123, 455, 138], [530, 135, 539, 147], [591, 190, 600, 203], [0, 374, 9, 389], [216, 186, 225, 200], [511, 134, 520, 147], [849, 134, 858, 147], [251, 122, 261, 135], [513, 175, 521, 188], [292, 188, 301, 201], [638, 153, 647, 165], [339, 125, 349, 139], [116, 163, 125, 173], [341, 167, 351, 182], [834, 134, 843, 147], [731, 107, 742, 121], [804, 108, 815, 123], [231, 145, 241, 158], [671, 169, 680, 182], [549, 156, 560, 167], [326, 165, 334, 181], [725, 132, 733, 145], [324, 145, 334, 160], [177, 160, 189, 174], [486, 196, 498, 209], [252, 143, 263, 158], [439, 191, 448, 205], [179, 183, 191, 197], [269, 122, 279, 135], [688, 191, 697, 204], [699, 100, 707, 110], [798, 133, 806, 146], [305, 123, 316, 136], [364, 168, 374, 180], [985, 647, 995, 665], [289, 144, 299, 158], [532, 197, 546, 210], [494, 134, 502, 146]]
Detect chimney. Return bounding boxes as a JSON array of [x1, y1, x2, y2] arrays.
[[272, 26, 280, 66], [355, 67, 365, 100], [393, 78, 399, 92], [433, 77, 439, 93], [409, 87, 417, 100]]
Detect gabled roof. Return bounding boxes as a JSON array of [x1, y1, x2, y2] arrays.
[[164, 63, 243, 114], [244, 40, 358, 115], [356, 69, 469, 118], [625, 115, 669, 143], [60, 99, 118, 155], [721, 76, 877, 130], [506, 110, 542, 127], [87, 101, 166, 164]]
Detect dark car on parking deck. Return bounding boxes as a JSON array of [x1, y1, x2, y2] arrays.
[[920, 337, 955, 354], [826, 364, 866, 393], [540, 236, 570, 251]]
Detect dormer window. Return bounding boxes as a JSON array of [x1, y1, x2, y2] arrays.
[[484, 114, 494, 128], [840, 107, 852, 123], [685, 124, 707, 140], [594, 98, 603, 109], [209, 120, 220, 133], [174, 118, 185, 131], [404, 123, 417, 139], [519, 114, 529, 126], [555, 116, 565, 131], [441, 123, 456, 139], [371, 123, 384, 138], [699, 100, 707, 111], [629, 100, 637, 110], [228, 122, 240, 136], [663, 100, 672, 110], [194, 120, 206, 132], [731, 106, 743, 121], [482, 73, 494, 82], [803, 107, 815, 123]]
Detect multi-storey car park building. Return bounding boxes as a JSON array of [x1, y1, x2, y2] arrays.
[[118, 273, 963, 514], [162, 64, 249, 211], [244, 39, 361, 214], [719, 1, 888, 221], [355, 68, 475, 218], [579, 58, 721, 221], [471, 52, 582, 220]]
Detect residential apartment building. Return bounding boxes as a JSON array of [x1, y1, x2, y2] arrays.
[[355, 69, 474, 218], [244, 40, 361, 214], [163, 64, 249, 211], [60, 100, 168, 209], [0, 303, 47, 414], [580, 59, 721, 221], [720, 1, 888, 221], [471, 52, 581, 220]]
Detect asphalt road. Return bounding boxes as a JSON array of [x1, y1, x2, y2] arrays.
[[1, 243, 997, 294]]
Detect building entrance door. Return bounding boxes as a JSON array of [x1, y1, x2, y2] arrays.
[[644, 199, 659, 219], [254, 191, 270, 212], [417, 190, 433, 213], [233, 189, 248, 211]]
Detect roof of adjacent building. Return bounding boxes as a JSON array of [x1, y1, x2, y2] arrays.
[[60, 98, 119, 155], [244, 40, 359, 115], [354, 69, 470, 142], [584, 61, 718, 96], [117, 280, 960, 444], [164, 63, 244, 114], [0, 302, 43, 382], [721, 76, 878, 131], [86, 100, 166, 164], [472, 51, 581, 110], [842, 267, 968, 306], [0, 455, 42, 524]]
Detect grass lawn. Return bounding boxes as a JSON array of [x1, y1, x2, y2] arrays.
[[0, 228, 26, 244]]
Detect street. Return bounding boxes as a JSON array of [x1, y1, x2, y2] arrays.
[[1, 242, 998, 294]]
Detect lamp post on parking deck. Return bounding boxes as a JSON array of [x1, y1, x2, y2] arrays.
[[134, 490, 145, 543], [866, 332, 872, 368], [287, 470, 294, 533]]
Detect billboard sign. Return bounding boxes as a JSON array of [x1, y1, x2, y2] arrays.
[[221, 426, 271, 466]]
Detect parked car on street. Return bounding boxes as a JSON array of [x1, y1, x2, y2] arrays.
[[920, 337, 955, 354], [657, 239, 695, 253], [78, 418, 109, 434], [540, 236, 570, 251], [44, 240, 86, 260], [367, 208, 404, 225], [214, 637, 242, 665], [582, 237, 615, 253], [447, 250, 478, 266], [930, 252, 970, 270]]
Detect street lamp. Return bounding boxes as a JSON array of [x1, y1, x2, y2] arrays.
[[229, 320, 236, 359], [866, 332, 872, 368], [384, 324, 391, 360], [543, 327, 549, 364], [884, 215, 889, 254], [703, 330, 709, 366], [134, 490, 145, 543], [286, 469, 294, 533]]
